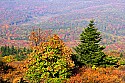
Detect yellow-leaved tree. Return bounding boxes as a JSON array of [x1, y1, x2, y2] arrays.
[[26, 34, 74, 83]]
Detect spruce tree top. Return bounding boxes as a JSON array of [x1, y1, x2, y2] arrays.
[[80, 20, 101, 44]]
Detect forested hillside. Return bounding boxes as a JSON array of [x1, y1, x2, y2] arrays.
[[0, 0, 125, 52], [1, 1, 125, 82], [1, 21, 125, 83]]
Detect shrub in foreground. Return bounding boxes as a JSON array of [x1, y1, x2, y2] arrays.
[[69, 67, 125, 83]]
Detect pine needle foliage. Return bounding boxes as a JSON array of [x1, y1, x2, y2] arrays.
[[74, 20, 106, 66]]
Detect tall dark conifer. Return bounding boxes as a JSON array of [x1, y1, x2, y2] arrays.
[[11, 45, 15, 55], [74, 20, 106, 66]]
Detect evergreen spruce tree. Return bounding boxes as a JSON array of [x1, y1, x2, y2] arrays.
[[120, 53, 123, 58], [23, 47, 26, 52], [11, 45, 15, 55], [4, 45, 7, 56], [0, 46, 4, 57], [6, 46, 10, 56], [74, 20, 106, 66]]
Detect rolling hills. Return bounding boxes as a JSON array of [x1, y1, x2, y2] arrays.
[[0, 0, 125, 51]]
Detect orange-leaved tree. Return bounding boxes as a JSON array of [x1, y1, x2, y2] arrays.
[[26, 34, 74, 83], [29, 28, 52, 46]]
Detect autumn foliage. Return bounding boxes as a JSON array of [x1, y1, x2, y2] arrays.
[[26, 34, 74, 83], [29, 28, 52, 46], [1, 23, 125, 83], [69, 67, 125, 83], [0, 60, 27, 83]]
